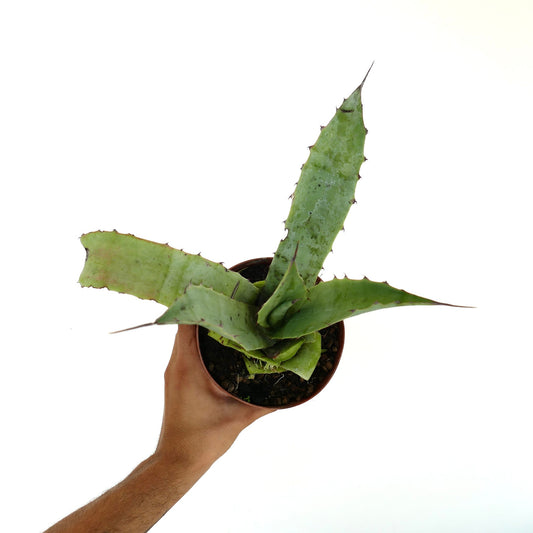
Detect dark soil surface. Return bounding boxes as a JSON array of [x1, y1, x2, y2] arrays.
[[198, 258, 343, 408]]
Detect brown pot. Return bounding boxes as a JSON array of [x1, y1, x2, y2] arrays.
[[195, 257, 344, 409]]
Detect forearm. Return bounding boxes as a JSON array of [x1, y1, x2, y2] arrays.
[[44, 326, 271, 532], [44, 452, 214, 533]]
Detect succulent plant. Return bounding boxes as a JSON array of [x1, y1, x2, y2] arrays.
[[79, 73, 450, 381]]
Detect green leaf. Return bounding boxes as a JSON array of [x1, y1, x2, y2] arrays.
[[156, 285, 274, 351], [242, 334, 321, 380], [263, 337, 307, 362], [271, 277, 447, 339], [207, 331, 320, 380], [207, 330, 264, 359], [206, 331, 287, 375], [262, 77, 368, 299], [257, 254, 307, 328], [79, 230, 258, 306], [279, 332, 322, 380], [242, 357, 284, 376]]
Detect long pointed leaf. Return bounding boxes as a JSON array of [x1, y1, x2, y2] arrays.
[[262, 77, 368, 299], [271, 277, 448, 339], [156, 285, 274, 351], [79, 231, 258, 306]]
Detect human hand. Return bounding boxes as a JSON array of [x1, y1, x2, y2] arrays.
[[155, 325, 276, 470]]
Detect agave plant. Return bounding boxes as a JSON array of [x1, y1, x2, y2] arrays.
[[79, 73, 449, 382]]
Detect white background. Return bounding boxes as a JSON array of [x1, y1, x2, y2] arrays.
[[1, 1, 532, 531]]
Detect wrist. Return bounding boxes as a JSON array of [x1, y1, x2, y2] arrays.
[[152, 440, 219, 480]]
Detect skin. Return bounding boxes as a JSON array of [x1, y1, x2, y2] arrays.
[[45, 325, 275, 533]]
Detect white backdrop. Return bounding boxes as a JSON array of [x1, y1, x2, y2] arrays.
[[2, 1, 532, 531]]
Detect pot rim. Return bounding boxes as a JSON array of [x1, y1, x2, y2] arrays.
[[195, 257, 344, 409]]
